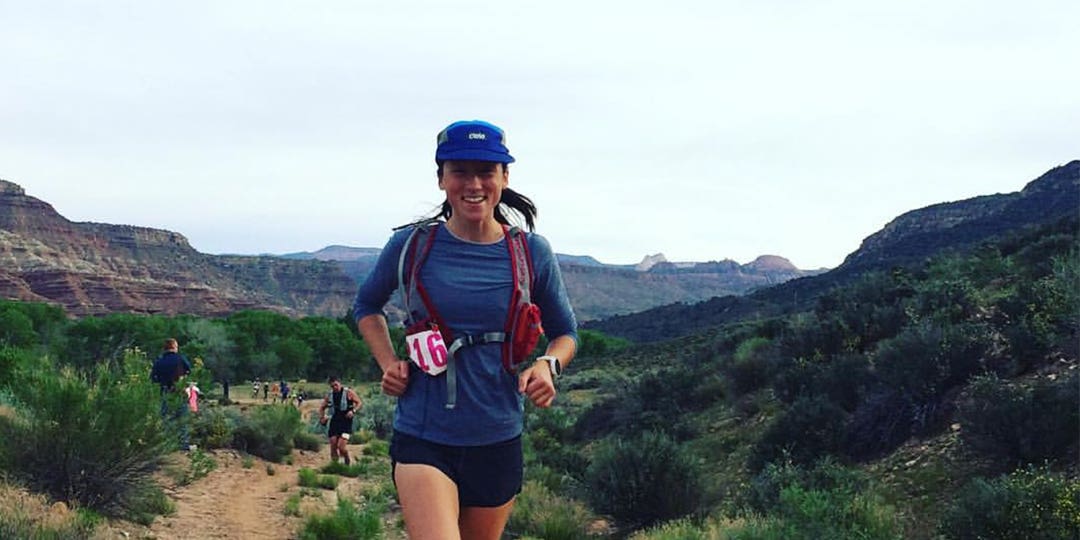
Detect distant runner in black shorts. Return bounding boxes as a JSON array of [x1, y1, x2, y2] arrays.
[[318, 376, 362, 465]]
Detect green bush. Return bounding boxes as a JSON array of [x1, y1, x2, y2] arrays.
[[938, 467, 1080, 540], [743, 457, 867, 514], [363, 438, 389, 457], [354, 388, 395, 439], [190, 407, 237, 449], [294, 430, 323, 452], [232, 404, 303, 462], [628, 517, 716, 540], [284, 493, 302, 517], [958, 372, 1079, 467], [125, 483, 176, 526], [167, 448, 218, 487], [320, 461, 366, 478], [773, 354, 872, 412], [508, 481, 592, 540], [298, 468, 320, 488], [0, 354, 173, 520], [724, 337, 777, 396], [585, 431, 704, 528], [748, 396, 846, 471], [299, 497, 383, 540], [737, 484, 902, 540]]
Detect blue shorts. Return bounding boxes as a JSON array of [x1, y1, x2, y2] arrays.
[[390, 431, 523, 507]]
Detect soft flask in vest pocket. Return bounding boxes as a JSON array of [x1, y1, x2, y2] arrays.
[[509, 303, 544, 369]]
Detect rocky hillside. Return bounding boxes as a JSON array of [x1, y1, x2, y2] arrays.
[[839, 160, 1079, 272], [587, 160, 1080, 341], [0, 180, 355, 318]]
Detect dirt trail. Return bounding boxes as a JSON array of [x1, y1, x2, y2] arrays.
[[106, 396, 399, 540]]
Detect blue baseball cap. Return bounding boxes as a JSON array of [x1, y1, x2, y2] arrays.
[[435, 120, 515, 164]]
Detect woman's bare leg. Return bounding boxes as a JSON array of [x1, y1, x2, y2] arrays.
[[459, 499, 515, 540], [394, 463, 461, 540]]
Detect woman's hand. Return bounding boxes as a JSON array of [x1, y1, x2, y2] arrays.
[[518, 361, 556, 408], [381, 360, 411, 396]]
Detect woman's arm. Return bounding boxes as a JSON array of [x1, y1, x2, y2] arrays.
[[358, 313, 410, 396]]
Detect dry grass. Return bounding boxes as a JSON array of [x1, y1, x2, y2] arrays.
[[0, 480, 103, 539]]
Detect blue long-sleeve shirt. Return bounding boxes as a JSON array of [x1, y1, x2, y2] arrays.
[[353, 224, 578, 446]]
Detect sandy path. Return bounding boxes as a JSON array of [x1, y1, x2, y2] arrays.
[[118, 396, 401, 540]]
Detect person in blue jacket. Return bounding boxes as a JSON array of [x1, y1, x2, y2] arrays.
[[353, 119, 578, 539], [150, 338, 193, 450]]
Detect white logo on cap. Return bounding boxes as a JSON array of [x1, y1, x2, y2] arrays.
[[468, 132, 487, 140]]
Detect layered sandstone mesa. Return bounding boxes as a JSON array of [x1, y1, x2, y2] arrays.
[[0, 179, 355, 318]]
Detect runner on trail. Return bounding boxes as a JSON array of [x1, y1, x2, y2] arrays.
[[318, 376, 362, 465], [353, 120, 578, 539]]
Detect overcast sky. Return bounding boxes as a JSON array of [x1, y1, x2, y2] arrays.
[[2, 1, 1077, 270]]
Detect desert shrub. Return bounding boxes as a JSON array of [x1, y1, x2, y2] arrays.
[[362, 438, 389, 457], [167, 448, 218, 487], [299, 497, 383, 540], [585, 431, 704, 528], [0, 355, 173, 520], [293, 430, 323, 452], [729, 484, 902, 540], [873, 325, 949, 404], [320, 461, 365, 478], [297, 467, 338, 489], [724, 337, 777, 396], [317, 475, 339, 490], [631, 368, 712, 439], [125, 484, 175, 526], [938, 466, 1080, 540], [231, 404, 303, 462], [628, 517, 714, 540], [773, 354, 873, 412], [525, 406, 589, 485], [743, 457, 867, 515], [189, 407, 236, 449], [842, 389, 919, 461], [748, 396, 846, 471], [297, 468, 319, 488], [354, 388, 394, 439], [284, 493, 302, 517], [507, 480, 592, 540], [957, 372, 1079, 467]]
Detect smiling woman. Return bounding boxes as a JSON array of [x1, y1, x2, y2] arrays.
[[352, 119, 579, 539]]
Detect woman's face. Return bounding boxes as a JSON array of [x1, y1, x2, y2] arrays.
[[438, 160, 508, 224]]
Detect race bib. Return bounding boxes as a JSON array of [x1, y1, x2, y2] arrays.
[[405, 327, 449, 376]]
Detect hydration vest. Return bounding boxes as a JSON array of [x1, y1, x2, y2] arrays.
[[398, 221, 544, 408], [326, 388, 352, 415]]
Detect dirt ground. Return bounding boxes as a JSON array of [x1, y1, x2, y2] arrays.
[[101, 395, 405, 540]]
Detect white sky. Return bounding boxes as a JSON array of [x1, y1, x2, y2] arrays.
[[1, 1, 1077, 269]]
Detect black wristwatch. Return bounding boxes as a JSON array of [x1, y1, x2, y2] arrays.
[[537, 355, 561, 379]]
